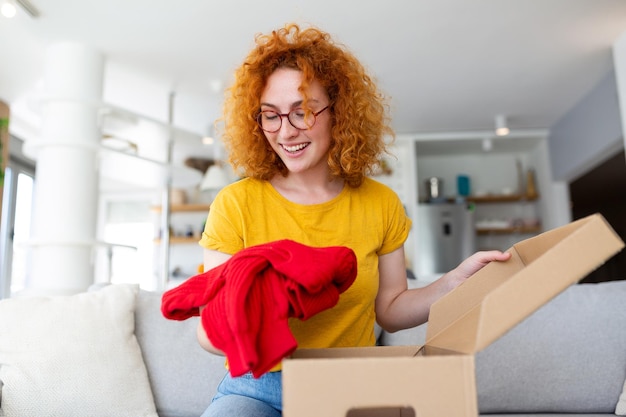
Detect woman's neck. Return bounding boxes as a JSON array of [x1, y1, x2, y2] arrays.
[[270, 171, 344, 205]]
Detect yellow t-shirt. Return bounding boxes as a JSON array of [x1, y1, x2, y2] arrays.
[[199, 177, 411, 350]]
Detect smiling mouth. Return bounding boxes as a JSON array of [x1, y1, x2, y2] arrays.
[[282, 143, 309, 153]]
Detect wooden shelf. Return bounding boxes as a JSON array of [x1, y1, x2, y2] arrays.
[[476, 225, 542, 235], [152, 204, 208, 246], [466, 194, 539, 203], [154, 236, 200, 244], [152, 204, 210, 213], [421, 194, 540, 204], [438, 194, 539, 204]]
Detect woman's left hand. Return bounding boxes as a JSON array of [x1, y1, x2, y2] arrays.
[[442, 250, 512, 292], [376, 248, 511, 332]]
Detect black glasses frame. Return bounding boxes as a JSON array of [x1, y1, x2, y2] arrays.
[[256, 105, 330, 133]]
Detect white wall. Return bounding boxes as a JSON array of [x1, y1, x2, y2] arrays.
[[548, 70, 623, 183], [613, 31, 626, 155], [415, 151, 528, 199], [372, 137, 418, 271], [528, 138, 571, 230]]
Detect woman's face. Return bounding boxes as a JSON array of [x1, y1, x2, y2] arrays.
[[259, 68, 332, 176]]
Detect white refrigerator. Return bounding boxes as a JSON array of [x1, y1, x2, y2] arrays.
[[415, 202, 476, 277]]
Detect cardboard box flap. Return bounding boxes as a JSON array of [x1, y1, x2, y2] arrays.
[[425, 213, 624, 354], [291, 345, 421, 359]]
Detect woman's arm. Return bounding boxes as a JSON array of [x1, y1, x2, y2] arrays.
[[375, 246, 511, 333], [196, 248, 232, 355]]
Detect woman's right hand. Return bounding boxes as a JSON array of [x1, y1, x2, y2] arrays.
[[196, 305, 224, 355], [196, 248, 232, 355]]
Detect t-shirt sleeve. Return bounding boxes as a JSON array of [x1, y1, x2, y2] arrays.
[[378, 189, 412, 256], [198, 187, 244, 255]]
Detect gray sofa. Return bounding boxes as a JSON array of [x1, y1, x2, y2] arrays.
[[137, 280, 626, 417]]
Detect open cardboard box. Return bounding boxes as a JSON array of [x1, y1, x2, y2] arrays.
[[282, 213, 625, 417]]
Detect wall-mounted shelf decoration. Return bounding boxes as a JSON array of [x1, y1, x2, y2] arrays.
[[476, 225, 542, 235], [465, 194, 539, 204], [151, 204, 211, 213]]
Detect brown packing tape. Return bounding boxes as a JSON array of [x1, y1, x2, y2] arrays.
[[425, 213, 624, 354]]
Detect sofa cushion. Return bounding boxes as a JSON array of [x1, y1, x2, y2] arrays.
[[0, 284, 157, 417], [476, 281, 626, 414], [135, 290, 227, 417]]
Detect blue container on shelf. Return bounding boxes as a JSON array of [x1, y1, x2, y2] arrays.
[[457, 174, 471, 197]]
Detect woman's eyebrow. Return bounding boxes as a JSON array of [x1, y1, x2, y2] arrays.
[[260, 99, 321, 109]]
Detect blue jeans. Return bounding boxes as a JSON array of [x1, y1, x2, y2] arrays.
[[200, 371, 282, 417]]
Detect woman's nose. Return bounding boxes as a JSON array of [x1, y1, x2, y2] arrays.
[[278, 117, 299, 138]]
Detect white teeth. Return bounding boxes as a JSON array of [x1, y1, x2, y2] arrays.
[[283, 143, 308, 152]]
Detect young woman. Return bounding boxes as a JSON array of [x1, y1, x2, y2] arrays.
[[197, 23, 510, 417]]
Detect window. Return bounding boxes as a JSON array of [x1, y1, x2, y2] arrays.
[[0, 161, 35, 298], [9, 172, 34, 294], [95, 198, 158, 290]]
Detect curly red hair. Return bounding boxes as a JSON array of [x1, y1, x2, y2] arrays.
[[221, 23, 394, 188]]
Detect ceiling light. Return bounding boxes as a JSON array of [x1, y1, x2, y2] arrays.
[[209, 79, 223, 94], [1, 0, 17, 18], [495, 114, 510, 136]]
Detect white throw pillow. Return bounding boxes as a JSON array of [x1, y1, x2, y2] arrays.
[[0, 284, 157, 417], [617, 377, 626, 415]]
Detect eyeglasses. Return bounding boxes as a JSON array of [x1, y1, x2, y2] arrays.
[[256, 105, 330, 133]]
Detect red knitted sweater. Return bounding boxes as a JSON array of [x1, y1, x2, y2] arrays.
[[161, 239, 357, 377]]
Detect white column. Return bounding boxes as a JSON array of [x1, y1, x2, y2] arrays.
[[26, 42, 103, 295]]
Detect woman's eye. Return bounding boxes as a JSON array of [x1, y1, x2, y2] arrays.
[[292, 109, 306, 120], [263, 112, 279, 120]]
